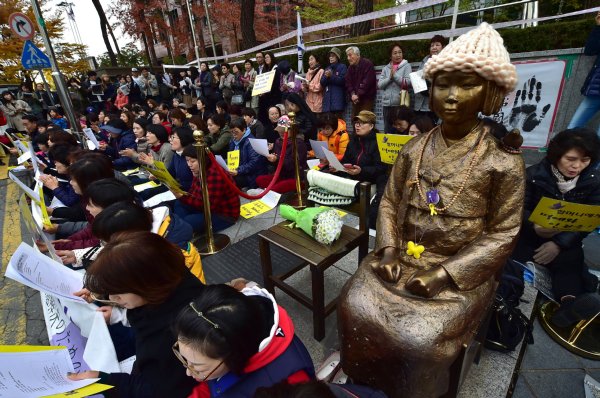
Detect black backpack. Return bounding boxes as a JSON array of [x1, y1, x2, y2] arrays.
[[485, 260, 534, 352]]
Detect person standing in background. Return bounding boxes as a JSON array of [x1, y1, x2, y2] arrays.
[[378, 43, 412, 133], [568, 12, 600, 136], [321, 47, 347, 117], [344, 46, 376, 118], [413, 35, 447, 123]]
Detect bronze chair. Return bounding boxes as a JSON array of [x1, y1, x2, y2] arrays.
[[258, 181, 371, 341]]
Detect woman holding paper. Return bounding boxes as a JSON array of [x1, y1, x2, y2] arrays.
[[511, 128, 600, 327], [378, 43, 412, 134], [255, 115, 307, 194], [333, 111, 388, 229], [121, 124, 174, 168], [227, 118, 268, 189], [69, 231, 205, 397]]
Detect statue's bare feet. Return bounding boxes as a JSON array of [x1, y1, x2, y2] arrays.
[[405, 266, 450, 298]]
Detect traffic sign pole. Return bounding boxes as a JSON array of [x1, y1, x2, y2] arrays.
[[30, 0, 80, 134]]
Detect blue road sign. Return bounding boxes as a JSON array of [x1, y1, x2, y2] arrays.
[[21, 40, 51, 70]]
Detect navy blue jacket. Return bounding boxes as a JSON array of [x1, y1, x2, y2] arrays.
[[104, 130, 137, 170], [168, 152, 194, 192], [582, 26, 600, 96], [229, 134, 268, 188], [321, 62, 347, 113], [53, 181, 80, 207]]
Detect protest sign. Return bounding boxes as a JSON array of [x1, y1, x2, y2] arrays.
[[252, 70, 276, 96], [240, 190, 281, 219], [227, 150, 240, 171], [41, 292, 121, 374], [528, 197, 600, 232], [376, 134, 413, 164]]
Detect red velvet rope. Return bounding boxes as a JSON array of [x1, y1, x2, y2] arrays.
[[209, 132, 289, 200]]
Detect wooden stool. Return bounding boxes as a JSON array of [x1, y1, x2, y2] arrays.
[[259, 221, 367, 341]]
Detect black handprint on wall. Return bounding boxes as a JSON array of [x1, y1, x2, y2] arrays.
[[508, 76, 552, 133]]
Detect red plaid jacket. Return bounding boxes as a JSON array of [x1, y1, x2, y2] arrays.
[[180, 162, 240, 220]]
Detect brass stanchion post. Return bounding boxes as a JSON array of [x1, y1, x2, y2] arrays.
[[287, 112, 306, 208], [193, 130, 230, 255]]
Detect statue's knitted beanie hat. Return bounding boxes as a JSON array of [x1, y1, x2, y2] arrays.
[[423, 22, 517, 92]]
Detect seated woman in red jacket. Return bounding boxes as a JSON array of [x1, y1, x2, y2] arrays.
[[173, 284, 315, 398], [171, 144, 240, 234]]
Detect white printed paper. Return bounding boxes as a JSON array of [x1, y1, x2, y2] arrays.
[[17, 151, 32, 164], [215, 155, 229, 172], [119, 356, 136, 374], [249, 138, 270, 157], [9, 170, 40, 203], [6, 242, 86, 303], [28, 144, 39, 176], [133, 181, 160, 192], [41, 293, 120, 374], [151, 206, 169, 234], [309, 140, 329, 159], [143, 190, 177, 208], [409, 70, 428, 93], [83, 128, 100, 149], [14, 140, 28, 155], [261, 190, 281, 208], [0, 348, 99, 398], [307, 159, 321, 169], [50, 196, 66, 209], [323, 148, 346, 172]]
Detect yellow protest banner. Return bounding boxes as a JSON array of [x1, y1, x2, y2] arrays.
[[240, 200, 273, 219], [228, 150, 240, 171], [143, 161, 185, 194], [252, 70, 276, 96], [376, 134, 413, 164], [38, 185, 53, 228], [528, 197, 600, 232]]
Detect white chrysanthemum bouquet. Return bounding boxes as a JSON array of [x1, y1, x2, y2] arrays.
[[279, 204, 344, 245]]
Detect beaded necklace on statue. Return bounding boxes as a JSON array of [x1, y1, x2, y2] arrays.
[[415, 122, 485, 216], [406, 123, 485, 260]]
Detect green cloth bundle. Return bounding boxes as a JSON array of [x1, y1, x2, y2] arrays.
[[279, 204, 344, 245]]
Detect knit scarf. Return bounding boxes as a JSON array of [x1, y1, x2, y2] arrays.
[[551, 164, 579, 194], [232, 128, 251, 150], [151, 143, 163, 153]]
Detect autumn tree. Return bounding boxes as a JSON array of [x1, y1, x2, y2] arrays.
[[240, 0, 258, 49], [0, 0, 88, 84]]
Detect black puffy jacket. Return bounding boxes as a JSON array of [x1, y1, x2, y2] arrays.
[[340, 129, 388, 183], [523, 159, 600, 250]]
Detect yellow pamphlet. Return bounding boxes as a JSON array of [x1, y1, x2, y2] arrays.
[[528, 196, 600, 232], [228, 150, 240, 171], [375, 134, 413, 164]]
